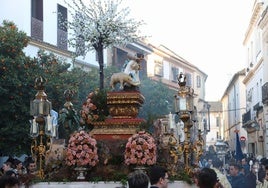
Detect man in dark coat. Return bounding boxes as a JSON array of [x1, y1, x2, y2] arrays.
[[227, 163, 246, 188]]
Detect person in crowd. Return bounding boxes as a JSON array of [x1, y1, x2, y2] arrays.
[[0, 175, 20, 188], [25, 159, 36, 175], [257, 165, 268, 188], [4, 170, 17, 178], [211, 159, 231, 188], [227, 163, 246, 188], [192, 167, 201, 186], [127, 170, 149, 188], [258, 158, 268, 183], [148, 166, 169, 188], [205, 159, 213, 168], [1, 162, 13, 176], [241, 158, 250, 176], [13, 159, 24, 177], [245, 163, 258, 188], [196, 167, 218, 188]]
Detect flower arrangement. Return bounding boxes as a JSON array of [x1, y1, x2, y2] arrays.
[[124, 131, 157, 166], [66, 130, 99, 167], [80, 91, 99, 125], [80, 89, 108, 125]]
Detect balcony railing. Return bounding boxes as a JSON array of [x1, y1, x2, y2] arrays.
[[242, 110, 251, 125]]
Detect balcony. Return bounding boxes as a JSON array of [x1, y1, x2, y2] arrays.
[[242, 110, 251, 125], [242, 109, 260, 133], [262, 82, 268, 104]]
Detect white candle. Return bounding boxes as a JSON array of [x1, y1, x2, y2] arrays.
[[52, 125, 57, 137], [46, 115, 52, 131], [32, 118, 37, 134], [39, 102, 44, 114], [180, 98, 187, 110], [169, 112, 174, 129]]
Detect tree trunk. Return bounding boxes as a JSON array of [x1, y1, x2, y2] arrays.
[[97, 46, 104, 90]]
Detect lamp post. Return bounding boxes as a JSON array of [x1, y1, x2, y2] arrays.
[[30, 76, 53, 179], [215, 139, 228, 173], [174, 73, 195, 174]]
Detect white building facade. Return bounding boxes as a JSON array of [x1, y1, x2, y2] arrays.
[[242, 0, 267, 157], [221, 70, 247, 153], [0, 0, 103, 69]]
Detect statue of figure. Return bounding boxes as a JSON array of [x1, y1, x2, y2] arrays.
[[58, 90, 80, 140], [193, 131, 204, 163], [110, 53, 144, 91], [110, 72, 139, 90], [153, 119, 163, 140], [168, 132, 179, 164], [175, 120, 185, 143]]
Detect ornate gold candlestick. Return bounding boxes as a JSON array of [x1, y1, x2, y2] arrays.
[[174, 73, 195, 174], [30, 76, 53, 179]]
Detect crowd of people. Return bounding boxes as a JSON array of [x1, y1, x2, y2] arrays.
[[0, 156, 37, 188], [128, 156, 268, 188], [128, 165, 224, 188], [2, 155, 268, 188], [194, 156, 268, 188], [128, 166, 169, 188]]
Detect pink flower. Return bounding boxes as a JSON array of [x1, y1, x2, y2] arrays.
[[65, 130, 99, 167], [124, 131, 156, 166]]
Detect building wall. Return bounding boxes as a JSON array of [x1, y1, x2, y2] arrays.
[[221, 70, 246, 152], [205, 110, 221, 150], [0, 0, 103, 69], [259, 2, 268, 158], [242, 1, 266, 157]]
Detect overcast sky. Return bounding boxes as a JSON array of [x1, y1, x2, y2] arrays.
[[124, 0, 253, 101]]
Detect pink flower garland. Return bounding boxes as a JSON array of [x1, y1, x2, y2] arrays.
[[66, 130, 99, 167], [124, 131, 157, 166]]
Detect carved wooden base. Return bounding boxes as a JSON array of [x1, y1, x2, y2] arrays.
[[91, 118, 145, 155], [92, 91, 145, 155], [107, 91, 144, 118], [91, 118, 145, 137]]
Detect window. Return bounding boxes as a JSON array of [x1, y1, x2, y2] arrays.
[[216, 117, 220, 127], [57, 4, 68, 50], [196, 75, 201, 88], [171, 67, 178, 81], [32, 0, 43, 21], [185, 73, 192, 87], [58, 4, 67, 32], [74, 13, 86, 56], [154, 61, 163, 77], [31, 0, 43, 40]]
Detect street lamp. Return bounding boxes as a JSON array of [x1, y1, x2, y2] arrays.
[[30, 76, 53, 179], [174, 73, 195, 174], [215, 139, 228, 173]]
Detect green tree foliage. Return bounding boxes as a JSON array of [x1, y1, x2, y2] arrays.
[[0, 21, 38, 155], [0, 21, 99, 155], [139, 77, 175, 131], [65, 0, 144, 89]]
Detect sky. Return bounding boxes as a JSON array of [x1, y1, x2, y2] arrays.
[[124, 0, 253, 101]]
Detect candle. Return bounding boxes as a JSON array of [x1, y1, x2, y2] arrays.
[[180, 98, 187, 110], [46, 115, 52, 131], [39, 102, 44, 114], [177, 120, 181, 136], [32, 118, 37, 134], [52, 125, 57, 137], [169, 112, 172, 128]]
